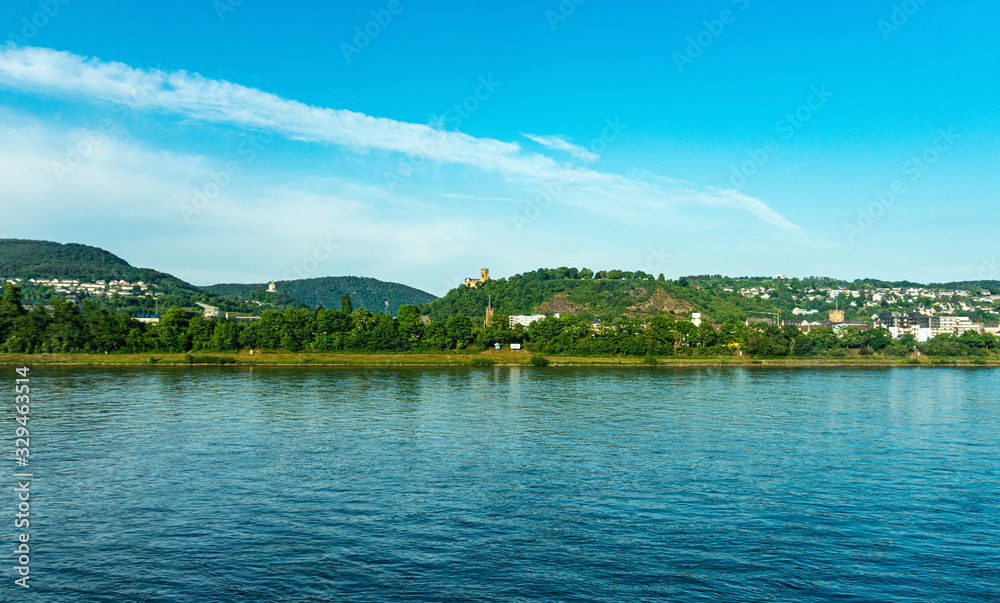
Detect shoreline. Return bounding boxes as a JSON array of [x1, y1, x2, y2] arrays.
[[1, 352, 998, 368]]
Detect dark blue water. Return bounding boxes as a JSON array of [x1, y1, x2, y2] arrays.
[[4, 366, 999, 601]]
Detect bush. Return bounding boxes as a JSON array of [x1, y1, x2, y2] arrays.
[[643, 355, 659, 365], [529, 354, 550, 367], [468, 356, 495, 367]]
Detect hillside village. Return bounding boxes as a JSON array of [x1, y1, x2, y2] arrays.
[[694, 281, 998, 340], [2, 277, 164, 300], [733, 283, 996, 315]]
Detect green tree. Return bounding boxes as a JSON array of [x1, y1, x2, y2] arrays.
[[239, 310, 283, 350], [396, 305, 424, 348], [806, 327, 838, 351], [316, 309, 352, 335], [420, 320, 451, 350], [369, 313, 403, 351], [186, 316, 214, 351], [341, 293, 352, 314], [209, 321, 242, 351], [348, 308, 379, 351], [864, 327, 893, 351], [0, 284, 26, 319], [445, 315, 474, 349], [314, 308, 352, 351], [782, 324, 802, 355], [43, 298, 87, 352], [152, 306, 191, 352], [280, 308, 315, 352], [0, 284, 26, 344]]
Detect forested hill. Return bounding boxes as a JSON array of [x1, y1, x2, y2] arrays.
[[421, 268, 1000, 324], [0, 239, 199, 292], [205, 276, 437, 316], [0, 239, 308, 314], [422, 268, 706, 322], [0, 239, 433, 315]]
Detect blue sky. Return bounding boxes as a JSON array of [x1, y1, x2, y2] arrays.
[[1, 0, 998, 294]]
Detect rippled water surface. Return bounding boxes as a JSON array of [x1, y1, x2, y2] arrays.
[[5, 366, 1000, 601]]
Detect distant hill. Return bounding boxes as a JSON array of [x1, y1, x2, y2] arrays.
[[0, 239, 200, 293], [422, 269, 1000, 325], [423, 268, 703, 322], [206, 276, 437, 315], [421, 269, 882, 324], [0, 239, 306, 314]]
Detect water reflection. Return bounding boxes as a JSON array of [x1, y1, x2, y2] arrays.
[[7, 366, 999, 602]]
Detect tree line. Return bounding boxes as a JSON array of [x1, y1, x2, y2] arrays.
[[2, 284, 997, 358]]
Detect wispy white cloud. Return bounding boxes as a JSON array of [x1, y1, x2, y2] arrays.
[[439, 192, 522, 204], [522, 133, 600, 163], [0, 45, 802, 231], [0, 116, 508, 287]]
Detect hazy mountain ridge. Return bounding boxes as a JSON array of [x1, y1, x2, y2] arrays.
[[206, 276, 437, 316], [0, 239, 198, 291], [1, 240, 436, 315]]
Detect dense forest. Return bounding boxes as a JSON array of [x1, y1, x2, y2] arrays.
[[0, 239, 199, 292], [422, 268, 1000, 324], [206, 276, 436, 316], [2, 285, 996, 360]]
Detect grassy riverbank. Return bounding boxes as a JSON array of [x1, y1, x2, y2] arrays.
[[1, 350, 998, 367]]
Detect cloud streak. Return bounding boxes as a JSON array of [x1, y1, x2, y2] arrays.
[[0, 45, 802, 231], [522, 133, 600, 163]]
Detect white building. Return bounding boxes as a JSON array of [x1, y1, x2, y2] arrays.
[[509, 314, 546, 328], [931, 315, 976, 337], [196, 302, 220, 319]]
